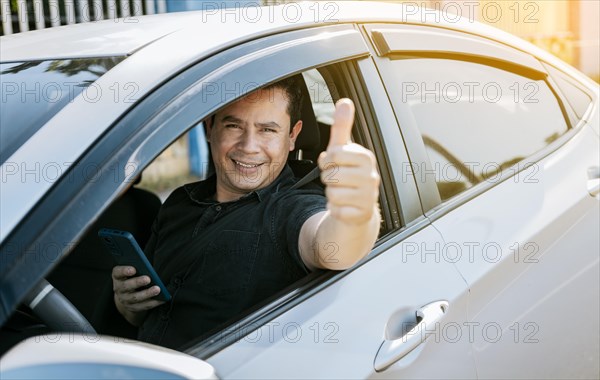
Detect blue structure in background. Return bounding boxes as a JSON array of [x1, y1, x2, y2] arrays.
[[166, 0, 260, 12], [166, 0, 261, 177]]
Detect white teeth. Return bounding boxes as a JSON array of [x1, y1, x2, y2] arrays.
[[234, 160, 260, 168]]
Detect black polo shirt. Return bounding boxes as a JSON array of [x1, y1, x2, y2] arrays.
[[138, 165, 326, 349]]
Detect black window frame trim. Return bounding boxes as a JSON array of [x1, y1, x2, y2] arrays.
[[0, 23, 368, 326], [187, 51, 420, 359]]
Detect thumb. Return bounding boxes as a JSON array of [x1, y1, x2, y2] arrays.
[[327, 98, 355, 148]]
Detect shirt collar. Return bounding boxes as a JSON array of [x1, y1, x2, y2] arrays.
[[185, 164, 295, 204]]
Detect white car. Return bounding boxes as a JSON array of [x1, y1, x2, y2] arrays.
[[1, 2, 598, 379]]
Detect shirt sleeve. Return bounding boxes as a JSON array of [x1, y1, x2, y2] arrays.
[[272, 184, 327, 273]]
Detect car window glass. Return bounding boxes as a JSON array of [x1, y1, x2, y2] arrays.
[[544, 63, 593, 121], [0, 58, 124, 164], [138, 128, 206, 202], [386, 58, 568, 201]]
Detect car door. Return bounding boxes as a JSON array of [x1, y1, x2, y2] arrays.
[[369, 23, 600, 379], [0, 22, 474, 379], [96, 23, 474, 379], [182, 29, 475, 379]]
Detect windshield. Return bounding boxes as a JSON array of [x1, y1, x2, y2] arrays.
[[0, 57, 125, 164]]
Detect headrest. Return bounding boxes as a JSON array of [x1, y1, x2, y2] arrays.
[[293, 75, 320, 152]]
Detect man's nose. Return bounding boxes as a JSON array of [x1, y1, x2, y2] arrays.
[[237, 130, 261, 153]]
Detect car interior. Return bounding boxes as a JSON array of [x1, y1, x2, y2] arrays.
[[0, 69, 362, 354]]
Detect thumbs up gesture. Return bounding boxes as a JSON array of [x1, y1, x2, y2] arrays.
[[318, 99, 380, 225]]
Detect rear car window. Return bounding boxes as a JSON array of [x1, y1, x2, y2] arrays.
[[384, 58, 569, 201], [0, 57, 124, 164]]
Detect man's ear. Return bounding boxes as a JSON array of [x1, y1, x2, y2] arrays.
[[289, 120, 303, 151], [204, 116, 214, 143]]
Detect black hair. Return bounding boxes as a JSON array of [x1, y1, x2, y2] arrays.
[[263, 76, 303, 132]]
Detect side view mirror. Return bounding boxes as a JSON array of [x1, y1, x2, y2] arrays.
[[0, 334, 218, 379]]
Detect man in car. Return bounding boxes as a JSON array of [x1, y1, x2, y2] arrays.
[[111, 77, 381, 349]]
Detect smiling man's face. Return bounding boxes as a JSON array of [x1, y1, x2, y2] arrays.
[[207, 87, 302, 202]]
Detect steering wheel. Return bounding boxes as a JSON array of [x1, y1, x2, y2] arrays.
[[22, 279, 96, 334]]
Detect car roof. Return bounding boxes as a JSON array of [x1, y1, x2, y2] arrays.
[[0, 12, 201, 61], [0, 1, 553, 63]]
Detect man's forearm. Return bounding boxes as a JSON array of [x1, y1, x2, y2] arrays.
[[301, 98, 382, 271], [313, 206, 381, 270]]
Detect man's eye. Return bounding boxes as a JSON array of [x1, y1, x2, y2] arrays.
[[225, 124, 240, 129], [263, 128, 277, 133]]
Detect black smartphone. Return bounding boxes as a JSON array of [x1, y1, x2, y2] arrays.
[[98, 228, 171, 302]]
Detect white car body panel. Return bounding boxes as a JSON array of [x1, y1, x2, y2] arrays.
[[432, 124, 600, 378], [207, 226, 475, 378], [587, 103, 600, 137]]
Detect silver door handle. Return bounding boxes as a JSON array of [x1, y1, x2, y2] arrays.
[[588, 166, 600, 197], [374, 300, 449, 372]]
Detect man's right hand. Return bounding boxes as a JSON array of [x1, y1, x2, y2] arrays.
[[112, 265, 165, 326]]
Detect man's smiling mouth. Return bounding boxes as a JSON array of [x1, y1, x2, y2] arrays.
[[232, 159, 264, 168]]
